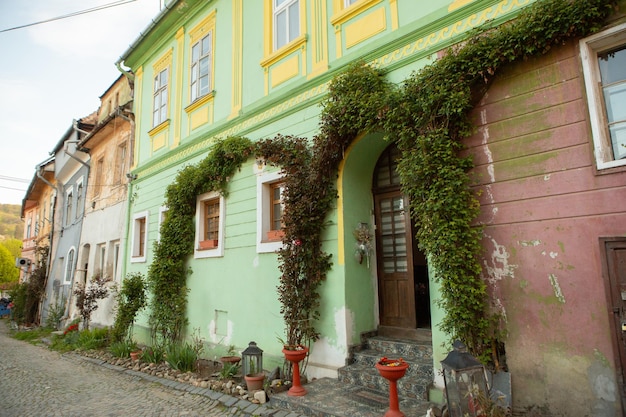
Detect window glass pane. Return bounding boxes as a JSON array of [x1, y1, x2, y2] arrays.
[[192, 43, 200, 63], [199, 57, 209, 77], [603, 83, 626, 124], [599, 47, 626, 85], [288, 2, 299, 42], [202, 35, 211, 55], [276, 10, 287, 49], [609, 122, 626, 160], [199, 77, 209, 97], [161, 69, 168, 87], [275, 0, 287, 7]]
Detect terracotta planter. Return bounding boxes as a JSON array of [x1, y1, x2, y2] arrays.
[[130, 350, 142, 361], [244, 373, 265, 391], [282, 346, 309, 396], [375, 359, 409, 417], [220, 355, 241, 365]]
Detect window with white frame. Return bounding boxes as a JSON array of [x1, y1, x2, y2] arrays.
[[195, 191, 225, 258], [112, 241, 120, 281], [64, 247, 76, 284], [273, 0, 300, 50], [131, 211, 149, 263], [76, 179, 83, 219], [581, 22, 626, 170], [65, 189, 73, 226], [98, 243, 106, 276], [153, 68, 169, 127], [190, 32, 212, 102], [257, 170, 285, 253], [26, 217, 32, 239]]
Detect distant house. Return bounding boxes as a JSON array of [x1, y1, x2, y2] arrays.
[[20, 157, 55, 286], [41, 115, 95, 326], [69, 75, 135, 328], [61, 0, 626, 415]]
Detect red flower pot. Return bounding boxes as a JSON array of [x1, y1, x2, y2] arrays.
[[282, 346, 309, 396], [375, 359, 409, 417]]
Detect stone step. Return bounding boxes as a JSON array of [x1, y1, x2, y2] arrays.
[[338, 335, 435, 402], [338, 361, 432, 401], [365, 335, 433, 361], [269, 377, 432, 417]]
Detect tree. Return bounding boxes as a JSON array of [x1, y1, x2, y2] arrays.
[[0, 245, 19, 284]]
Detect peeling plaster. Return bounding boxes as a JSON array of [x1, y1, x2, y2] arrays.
[[483, 234, 517, 285], [543, 174, 551, 181], [548, 273, 566, 304], [549, 251, 558, 259], [520, 240, 541, 247], [480, 111, 498, 224]]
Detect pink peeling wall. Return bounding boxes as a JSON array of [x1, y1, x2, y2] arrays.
[[464, 39, 626, 416]]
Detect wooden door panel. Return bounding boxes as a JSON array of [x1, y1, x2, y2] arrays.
[[375, 191, 416, 329]]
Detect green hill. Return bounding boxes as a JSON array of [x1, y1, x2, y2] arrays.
[[0, 204, 23, 240]]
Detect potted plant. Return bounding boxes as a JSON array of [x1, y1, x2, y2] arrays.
[[244, 358, 265, 391], [375, 357, 409, 417], [219, 344, 241, 365]]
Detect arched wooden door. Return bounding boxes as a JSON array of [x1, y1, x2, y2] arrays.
[[373, 144, 431, 338]]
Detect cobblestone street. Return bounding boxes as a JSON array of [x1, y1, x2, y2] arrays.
[[0, 321, 294, 417]]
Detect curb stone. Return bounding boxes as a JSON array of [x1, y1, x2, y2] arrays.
[[68, 353, 308, 417]]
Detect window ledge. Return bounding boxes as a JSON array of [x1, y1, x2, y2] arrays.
[[331, 0, 382, 26], [148, 119, 170, 137], [185, 91, 216, 114], [261, 34, 307, 68]]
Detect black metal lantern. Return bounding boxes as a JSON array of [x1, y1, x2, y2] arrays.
[[241, 341, 263, 376], [441, 340, 489, 417]]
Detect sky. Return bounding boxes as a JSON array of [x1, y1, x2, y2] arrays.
[[0, 0, 163, 205]]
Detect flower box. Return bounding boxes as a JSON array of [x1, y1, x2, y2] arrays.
[[266, 229, 284, 241], [198, 239, 218, 250]]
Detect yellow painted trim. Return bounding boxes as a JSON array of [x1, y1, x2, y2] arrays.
[[260, 34, 307, 68], [309, 0, 329, 79], [330, 0, 381, 26], [334, 24, 343, 59], [390, 0, 398, 30], [185, 91, 215, 113], [189, 9, 217, 44], [261, 0, 307, 67], [151, 131, 168, 152], [345, 7, 386, 49], [173, 27, 185, 148], [263, 0, 272, 59], [148, 119, 170, 137], [336, 132, 366, 266], [271, 55, 300, 87], [229, 0, 243, 119], [152, 48, 172, 73], [185, 92, 215, 131], [449, 0, 476, 12], [189, 104, 210, 130]]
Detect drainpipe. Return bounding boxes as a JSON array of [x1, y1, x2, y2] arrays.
[[36, 163, 57, 325]]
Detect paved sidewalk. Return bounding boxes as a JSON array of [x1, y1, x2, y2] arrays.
[[0, 320, 303, 417]]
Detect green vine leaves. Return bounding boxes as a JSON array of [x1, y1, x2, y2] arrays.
[[145, 0, 616, 362]]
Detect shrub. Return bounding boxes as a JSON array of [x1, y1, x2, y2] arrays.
[[109, 340, 138, 358], [141, 345, 166, 363], [74, 273, 110, 330], [77, 327, 110, 350], [111, 272, 147, 343], [165, 342, 197, 372]]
